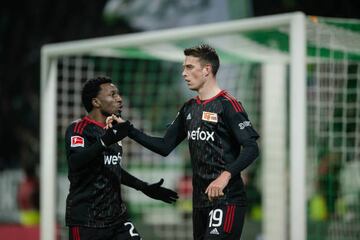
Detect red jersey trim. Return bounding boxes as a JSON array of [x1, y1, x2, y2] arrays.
[[222, 91, 244, 112], [74, 120, 88, 135], [74, 120, 87, 135], [195, 90, 225, 105], [74, 121, 80, 133], [73, 116, 105, 134], [84, 116, 106, 129]]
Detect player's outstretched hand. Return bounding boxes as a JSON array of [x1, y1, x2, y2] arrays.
[[101, 121, 130, 146], [141, 178, 179, 204]]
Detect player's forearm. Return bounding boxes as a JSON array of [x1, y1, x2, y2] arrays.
[[128, 126, 173, 156], [226, 138, 259, 176], [121, 168, 147, 190], [68, 141, 105, 170]]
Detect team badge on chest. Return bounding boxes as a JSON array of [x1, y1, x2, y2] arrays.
[[202, 111, 218, 123]]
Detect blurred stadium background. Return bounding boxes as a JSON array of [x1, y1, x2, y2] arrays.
[[1, 1, 360, 240]]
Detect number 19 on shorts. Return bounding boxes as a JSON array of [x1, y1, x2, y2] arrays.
[[208, 209, 223, 227]]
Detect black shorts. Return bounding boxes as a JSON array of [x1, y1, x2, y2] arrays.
[[193, 204, 246, 240], [69, 221, 142, 240]]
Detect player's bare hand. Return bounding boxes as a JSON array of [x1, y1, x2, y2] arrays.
[[205, 171, 231, 201], [105, 114, 126, 129]]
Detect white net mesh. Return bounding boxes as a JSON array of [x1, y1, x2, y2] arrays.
[[306, 17, 360, 240], [55, 55, 262, 239], [45, 15, 360, 240]]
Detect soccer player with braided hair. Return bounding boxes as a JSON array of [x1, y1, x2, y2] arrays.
[[64, 76, 178, 240]]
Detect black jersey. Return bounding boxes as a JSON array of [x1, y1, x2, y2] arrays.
[[181, 90, 259, 207], [129, 90, 259, 208], [65, 116, 128, 227]]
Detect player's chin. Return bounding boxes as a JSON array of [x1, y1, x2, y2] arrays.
[[106, 110, 121, 117], [115, 109, 122, 117], [187, 85, 198, 91]]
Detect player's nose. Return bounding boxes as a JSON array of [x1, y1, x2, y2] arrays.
[[115, 94, 122, 103], [182, 69, 187, 78]]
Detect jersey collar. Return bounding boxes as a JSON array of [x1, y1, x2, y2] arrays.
[[196, 90, 225, 105], [84, 116, 106, 128]]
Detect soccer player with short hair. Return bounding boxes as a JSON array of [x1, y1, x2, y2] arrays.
[[65, 76, 178, 240], [112, 44, 260, 239]]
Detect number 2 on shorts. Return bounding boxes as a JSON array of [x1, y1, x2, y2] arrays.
[[124, 222, 139, 237]]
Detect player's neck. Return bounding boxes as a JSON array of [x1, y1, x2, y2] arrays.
[[87, 111, 106, 124], [197, 79, 221, 101]]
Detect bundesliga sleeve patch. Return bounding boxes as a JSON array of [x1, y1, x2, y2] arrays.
[[71, 136, 84, 147], [202, 111, 218, 123]]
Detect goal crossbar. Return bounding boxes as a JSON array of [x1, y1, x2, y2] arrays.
[[40, 11, 306, 240]]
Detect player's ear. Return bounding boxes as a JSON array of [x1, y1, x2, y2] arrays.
[[92, 98, 101, 108], [203, 64, 211, 77]]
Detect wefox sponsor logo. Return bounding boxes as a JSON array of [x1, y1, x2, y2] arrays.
[[104, 153, 122, 165], [187, 128, 214, 141]]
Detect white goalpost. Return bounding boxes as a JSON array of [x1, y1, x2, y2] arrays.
[[43, 11, 360, 240], [41, 12, 306, 240]]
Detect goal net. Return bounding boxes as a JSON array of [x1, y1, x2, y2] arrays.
[[306, 17, 360, 240], [41, 13, 360, 240]]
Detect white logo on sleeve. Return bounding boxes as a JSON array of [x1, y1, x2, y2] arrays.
[[71, 136, 84, 147], [238, 121, 251, 130]]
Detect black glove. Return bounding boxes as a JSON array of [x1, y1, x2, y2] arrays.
[[141, 178, 179, 204], [101, 121, 130, 146]]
